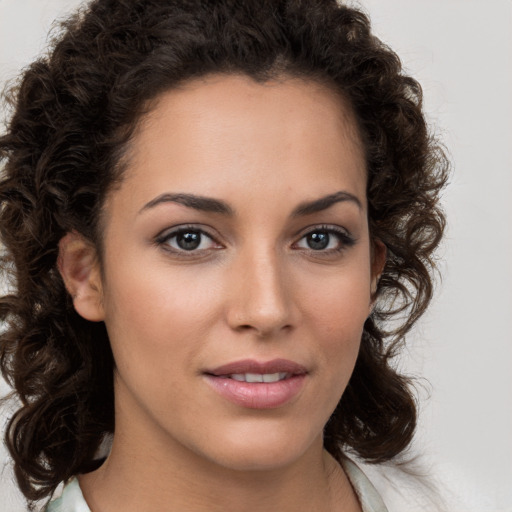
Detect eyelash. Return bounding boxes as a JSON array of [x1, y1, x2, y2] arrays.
[[155, 225, 221, 256], [293, 225, 356, 254], [155, 224, 355, 256]]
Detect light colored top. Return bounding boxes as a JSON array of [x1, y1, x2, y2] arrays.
[[45, 457, 388, 512], [340, 457, 389, 512]]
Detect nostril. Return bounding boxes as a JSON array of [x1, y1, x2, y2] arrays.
[[233, 322, 293, 337]]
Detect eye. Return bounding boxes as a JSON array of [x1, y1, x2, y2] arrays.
[[157, 227, 220, 252], [294, 227, 355, 252]]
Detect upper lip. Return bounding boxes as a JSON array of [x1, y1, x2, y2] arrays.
[[205, 358, 308, 376]]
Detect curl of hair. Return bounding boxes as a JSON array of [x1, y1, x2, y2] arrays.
[[0, 0, 449, 504]]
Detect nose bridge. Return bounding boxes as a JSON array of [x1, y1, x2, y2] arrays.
[[227, 241, 294, 336]]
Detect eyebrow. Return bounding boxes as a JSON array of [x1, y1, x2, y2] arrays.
[[139, 193, 234, 216], [291, 191, 363, 217], [139, 190, 362, 217]]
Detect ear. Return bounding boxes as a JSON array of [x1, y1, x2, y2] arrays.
[[57, 231, 105, 322], [370, 239, 387, 303]]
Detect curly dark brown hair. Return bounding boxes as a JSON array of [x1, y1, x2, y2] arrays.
[[0, 0, 449, 505]]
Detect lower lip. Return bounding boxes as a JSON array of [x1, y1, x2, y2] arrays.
[[204, 374, 307, 409]]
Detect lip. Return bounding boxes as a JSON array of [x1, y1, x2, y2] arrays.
[[203, 358, 308, 409], [206, 358, 308, 376]]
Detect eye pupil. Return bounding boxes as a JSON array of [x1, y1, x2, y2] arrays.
[[307, 232, 329, 250], [177, 231, 201, 250]]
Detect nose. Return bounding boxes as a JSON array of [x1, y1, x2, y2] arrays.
[[225, 246, 297, 338]]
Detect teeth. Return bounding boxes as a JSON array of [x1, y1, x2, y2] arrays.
[[229, 372, 289, 383], [263, 373, 284, 383], [246, 373, 263, 383]]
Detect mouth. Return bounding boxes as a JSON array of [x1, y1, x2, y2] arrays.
[[224, 372, 291, 383], [205, 358, 308, 378], [203, 359, 308, 409]]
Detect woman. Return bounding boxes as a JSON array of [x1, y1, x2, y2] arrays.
[[0, 0, 448, 510]]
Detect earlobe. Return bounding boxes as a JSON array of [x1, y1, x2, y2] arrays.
[[57, 231, 105, 322]]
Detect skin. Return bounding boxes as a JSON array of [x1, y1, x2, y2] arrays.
[[59, 74, 385, 512]]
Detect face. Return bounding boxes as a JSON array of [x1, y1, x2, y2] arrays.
[[72, 75, 383, 473]]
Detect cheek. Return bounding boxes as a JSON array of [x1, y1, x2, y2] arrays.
[[104, 255, 221, 321], [302, 266, 371, 332], [287, 270, 370, 434], [300, 267, 371, 374], [101, 263, 224, 370]]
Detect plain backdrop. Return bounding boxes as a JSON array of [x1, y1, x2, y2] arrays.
[[1, 1, 511, 511]]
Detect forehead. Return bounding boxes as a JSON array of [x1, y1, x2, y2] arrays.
[[111, 74, 367, 215]]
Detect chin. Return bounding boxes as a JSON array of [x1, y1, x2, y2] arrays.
[[193, 420, 322, 473]]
